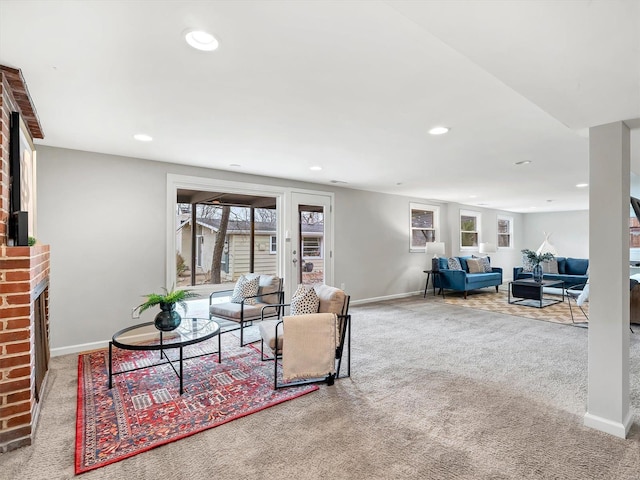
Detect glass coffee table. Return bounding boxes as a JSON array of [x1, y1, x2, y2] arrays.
[[109, 317, 220, 395], [508, 279, 565, 308]]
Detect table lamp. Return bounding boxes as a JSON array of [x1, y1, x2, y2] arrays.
[[479, 243, 496, 255], [426, 242, 446, 271]]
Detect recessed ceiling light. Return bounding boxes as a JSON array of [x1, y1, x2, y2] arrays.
[[185, 30, 219, 51], [133, 133, 152, 142], [428, 126, 449, 135], [329, 180, 348, 184], [576, 183, 589, 188], [229, 163, 241, 168], [469, 195, 477, 198], [309, 165, 322, 171], [396, 182, 403, 186], [515, 160, 531, 165]]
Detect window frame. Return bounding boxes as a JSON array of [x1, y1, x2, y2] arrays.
[[269, 235, 277, 254], [409, 202, 440, 253], [460, 209, 481, 250], [497, 215, 514, 250], [302, 235, 322, 259]]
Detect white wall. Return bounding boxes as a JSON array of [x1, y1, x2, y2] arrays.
[[522, 211, 589, 258], [443, 203, 525, 281], [37, 146, 441, 353], [38, 146, 578, 353]]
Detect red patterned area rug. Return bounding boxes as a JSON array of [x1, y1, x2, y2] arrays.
[[75, 335, 318, 474]]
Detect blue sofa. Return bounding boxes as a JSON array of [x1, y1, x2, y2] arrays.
[[513, 257, 588, 289], [434, 256, 503, 299]]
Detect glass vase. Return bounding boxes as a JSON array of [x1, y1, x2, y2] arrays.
[[154, 302, 182, 331], [532, 264, 543, 283]]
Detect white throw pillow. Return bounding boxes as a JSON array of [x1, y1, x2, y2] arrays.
[[577, 284, 589, 306], [290, 285, 320, 315], [231, 275, 260, 305]]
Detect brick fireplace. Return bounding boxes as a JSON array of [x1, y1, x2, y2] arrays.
[[0, 66, 49, 452]]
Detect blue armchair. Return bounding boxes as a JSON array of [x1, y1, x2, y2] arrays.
[[434, 256, 502, 299]]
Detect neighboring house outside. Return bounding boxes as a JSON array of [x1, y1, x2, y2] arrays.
[[176, 217, 324, 284]]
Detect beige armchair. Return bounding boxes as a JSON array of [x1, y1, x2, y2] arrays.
[[258, 284, 351, 389], [209, 274, 284, 346]]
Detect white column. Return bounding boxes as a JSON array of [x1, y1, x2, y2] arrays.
[[585, 121, 631, 438]]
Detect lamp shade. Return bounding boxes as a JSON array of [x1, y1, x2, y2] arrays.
[[425, 242, 445, 256], [479, 242, 496, 254]]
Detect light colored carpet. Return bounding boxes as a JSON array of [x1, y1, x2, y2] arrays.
[[2, 296, 640, 479]]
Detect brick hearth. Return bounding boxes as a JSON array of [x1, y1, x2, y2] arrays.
[[0, 65, 48, 452], [0, 244, 50, 451]]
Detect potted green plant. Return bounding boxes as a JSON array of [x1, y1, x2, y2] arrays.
[[521, 249, 555, 283], [135, 287, 199, 331]]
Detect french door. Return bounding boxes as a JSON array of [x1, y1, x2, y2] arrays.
[[287, 192, 333, 300]]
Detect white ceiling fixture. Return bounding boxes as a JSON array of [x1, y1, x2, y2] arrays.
[[309, 166, 323, 171], [133, 134, 153, 142], [184, 30, 219, 51], [576, 183, 589, 188], [515, 160, 531, 166], [428, 126, 449, 135]]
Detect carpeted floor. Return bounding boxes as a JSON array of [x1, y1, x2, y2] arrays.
[[3, 297, 640, 479], [440, 288, 588, 325]]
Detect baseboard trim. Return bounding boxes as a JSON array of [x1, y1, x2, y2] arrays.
[[50, 330, 161, 357], [51, 340, 109, 357], [583, 411, 633, 438], [350, 291, 422, 306]]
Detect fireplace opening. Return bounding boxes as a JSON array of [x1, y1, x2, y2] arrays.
[[33, 282, 50, 403]]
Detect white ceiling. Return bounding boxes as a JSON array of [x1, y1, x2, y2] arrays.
[[1, 0, 639, 212]]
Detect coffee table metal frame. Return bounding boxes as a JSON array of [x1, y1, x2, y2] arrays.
[[109, 317, 221, 395], [508, 279, 565, 308]]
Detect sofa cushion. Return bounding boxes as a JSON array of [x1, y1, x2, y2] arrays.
[[231, 275, 260, 305], [565, 258, 589, 275], [314, 284, 346, 315], [542, 258, 559, 274], [467, 258, 484, 273], [458, 256, 471, 272], [210, 301, 277, 321], [448, 257, 463, 270], [473, 255, 492, 273], [258, 319, 283, 351], [255, 275, 281, 304], [465, 272, 501, 285], [438, 257, 449, 269], [290, 285, 320, 315], [556, 257, 566, 274]]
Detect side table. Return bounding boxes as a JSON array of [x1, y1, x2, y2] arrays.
[[423, 270, 443, 298]]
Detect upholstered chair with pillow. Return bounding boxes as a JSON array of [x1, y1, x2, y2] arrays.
[[258, 284, 351, 389], [208, 274, 284, 346]]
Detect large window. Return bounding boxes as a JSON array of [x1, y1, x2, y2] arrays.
[[410, 203, 440, 252], [497, 215, 513, 249], [175, 196, 277, 288], [460, 210, 480, 249]]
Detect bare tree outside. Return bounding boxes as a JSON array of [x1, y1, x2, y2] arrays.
[[210, 205, 230, 284]]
